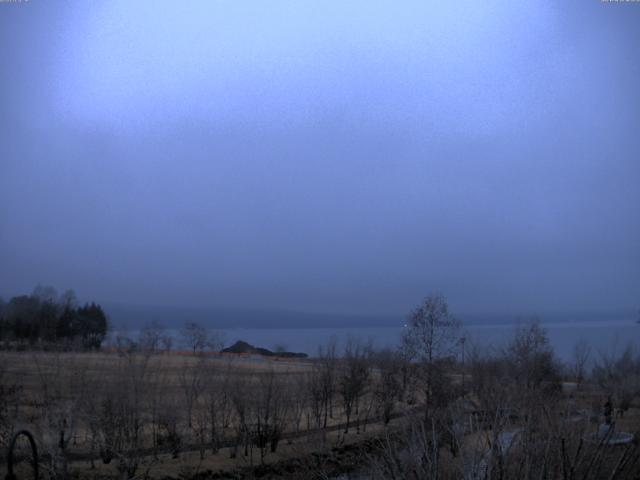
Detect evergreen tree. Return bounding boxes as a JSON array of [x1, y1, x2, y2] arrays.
[[1, 287, 109, 350]]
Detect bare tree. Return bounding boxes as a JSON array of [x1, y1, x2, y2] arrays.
[[138, 320, 165, 353], [0, 356, 22, 448], [32, 352, 86, 479], [178, 356, 206, 429], [160, 334, 173, 353], [306, 366, 325, 431], [96, 351, 151, 479], [144, 357, 169, 460], [207, 329, 225, 353], [181, 321, 208, 354], [368, 419, 442, 480], [250, 369, 289, 463], [204, 361, 234, 454], [157, 398, 182, 459], [468, 345, 511, 415], [229, 372, 250, 460], [287, 372, 309, 440], [317, 336, 338, 428], [572, 338, 592, 388], [505, 320, 561, 395], [372, 348, 402, 425], [402, 293, 460, 417], [339, 337, 371, 434], [368, 380, 640, 480], [79, 366, 106, 470], [593, 343, 640, 418], [115, 333, 137, 355]]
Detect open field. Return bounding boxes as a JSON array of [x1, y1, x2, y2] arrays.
[[2, 336, 640, 480], [1, 319, 640, 480], [0, 349, 416, 479]]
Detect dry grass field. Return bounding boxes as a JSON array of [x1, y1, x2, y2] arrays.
[[0, 349, 414, 479], [2, 340, 640, 480]]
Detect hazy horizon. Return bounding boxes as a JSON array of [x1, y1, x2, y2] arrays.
[[3, 286, 637, 330]]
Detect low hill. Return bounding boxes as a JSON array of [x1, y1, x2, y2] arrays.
[[222, 340, 308, 358]]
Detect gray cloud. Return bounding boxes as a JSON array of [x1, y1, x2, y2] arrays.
[[1, 1, 639, 321]]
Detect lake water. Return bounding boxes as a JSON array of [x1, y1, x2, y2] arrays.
[[218, 320, 639, 361], [120, 320, 639, 362]]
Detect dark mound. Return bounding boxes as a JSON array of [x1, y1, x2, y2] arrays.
[[222, 340, 308, 358]]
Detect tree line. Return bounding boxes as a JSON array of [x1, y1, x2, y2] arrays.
[[0, 285, 108, 350]]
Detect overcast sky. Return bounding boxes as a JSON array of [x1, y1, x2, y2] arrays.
[[1, 1, 639, 319]]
